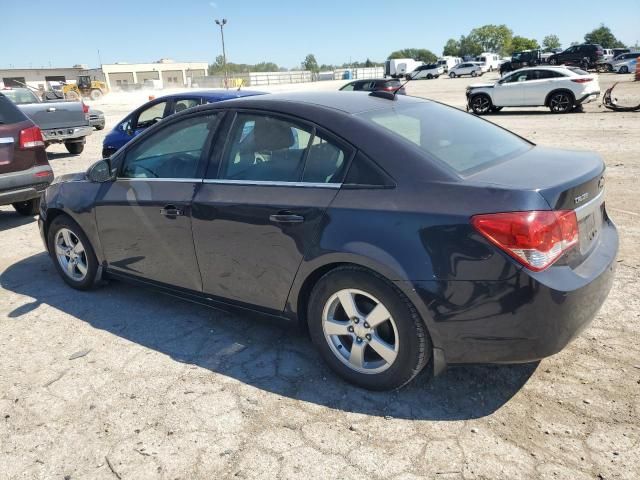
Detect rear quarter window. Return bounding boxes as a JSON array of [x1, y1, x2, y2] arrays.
[[0, 94, 28, 124], [358, 102, 531, 175]]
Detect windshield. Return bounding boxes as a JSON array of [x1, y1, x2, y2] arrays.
[[0, 94, 29, 124], [357, 102, 531, 174], [2, 88, 39, 104]]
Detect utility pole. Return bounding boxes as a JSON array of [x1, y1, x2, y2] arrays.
[[215, 18, 228, 88]]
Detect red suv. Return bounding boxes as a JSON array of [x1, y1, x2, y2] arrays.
[[0, 93, 53, 215]]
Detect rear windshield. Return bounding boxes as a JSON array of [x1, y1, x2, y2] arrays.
[[0, 94, 28, 124], [1, 88, 39, 104], [357, 102, 530, 175], [385, 80, 402, 87]]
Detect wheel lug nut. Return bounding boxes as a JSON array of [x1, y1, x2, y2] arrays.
[[348, 326, 354, 333], [363, 322, 370, 328], [356, 337, 362, 343], [366, 334, 372, 341], [353, 318, 359, 324]]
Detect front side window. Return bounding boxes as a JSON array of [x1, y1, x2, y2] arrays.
[[340, 83, 355, 91], [121, 114, 219, 179], [219, 113, 349, 184], [503, 72, 528, 83], [358, 102, 530, 175], [173, 98, 200, 114], [136, 101, 168, 129]]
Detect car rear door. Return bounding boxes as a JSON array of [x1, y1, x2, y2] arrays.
[[95, 111, 223, 291], [191, 110, 353, 312], [520, 70, 555, 105]]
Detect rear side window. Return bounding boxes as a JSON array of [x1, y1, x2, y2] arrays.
[[357, 102, 530, 175], [2, 88, 39, 105], [0, 94, 28, 124]]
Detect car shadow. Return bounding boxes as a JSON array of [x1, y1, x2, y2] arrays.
[[0, 209, 36, 231], [47, 151, 80, 160], [1, 252, 538, 421]]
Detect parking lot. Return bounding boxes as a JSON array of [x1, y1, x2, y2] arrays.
[[1, 73, 639, 479]]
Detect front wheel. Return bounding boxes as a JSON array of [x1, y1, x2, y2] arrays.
[[65, 142, 84, 155], [12, 198, 40, 216], [471, 94, 492, 115], [308, 266, 430, 390], [426, 74, 433, 79], [548, 92, 574, 113], [90, 89, 103, 101], [549, 58, 557, 65], [449, 72, 456, 78], [471, 70, 478, 77], [619, 66, 629, 74], [47, 215, 100, 290]]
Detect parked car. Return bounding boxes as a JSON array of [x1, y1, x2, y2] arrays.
[[89, 108, 105, 130], [39, 91, 617, 390], [474, 52, 501, 72], [384, 58, 424, 79], [102, 89, 264, 158], [2, 87, 91, 155], [406, 64, 444, 79], [437, 56, 462, 72], [340, 79, 406, 94], [612, 57, 637, 74], [500, 49, 542, 74], [448, 62, 483, 78], [548, 44, 605, 69], [605, 52, 640, 72], [0, 93, 54, 215], [466, 66, 600, 114]]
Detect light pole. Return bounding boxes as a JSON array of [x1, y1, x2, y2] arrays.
[[215, 18, 228, 88]]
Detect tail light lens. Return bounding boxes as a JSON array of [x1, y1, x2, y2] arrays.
[[19, 125, 45, 149], [81, 102, 89, 113], [471, 210, 579, 271], [571, 78, 593, 83]]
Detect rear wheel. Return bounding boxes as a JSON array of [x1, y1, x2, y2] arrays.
[[47, 215, 100, 290], [619, 66, 629, 74], [471, 94, 492, 115], [449, 72, 456, 78], [548, 91, 575, 113], [549, 58, 558, 65], [65, 142, 84, 155], [426, 74, 433, 79], [12, 198, 39, 216], [308, 266, 430, 390], [471, 70, 478, 77], [65, 90, 79, 101]]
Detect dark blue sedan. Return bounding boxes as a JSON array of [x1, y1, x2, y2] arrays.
[[102, 89, 265, 158]]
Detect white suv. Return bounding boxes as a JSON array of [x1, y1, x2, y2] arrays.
[[408, 63, 445, 80], [449, 62, 483, 78], [466, 66, 600, 114]]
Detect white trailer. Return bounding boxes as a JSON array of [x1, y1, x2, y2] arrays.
[[384, 59, 424, 78], [474, 52, 501, 72], [437, 56, 462, 72]]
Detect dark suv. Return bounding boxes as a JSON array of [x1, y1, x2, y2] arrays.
[[548, 44, 604, 69], [500, 49, 541, 74], [339, 79, 406, 95], [0, 93, 53, 215]]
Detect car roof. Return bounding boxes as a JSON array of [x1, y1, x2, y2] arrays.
[[154, 89, 266, 102]]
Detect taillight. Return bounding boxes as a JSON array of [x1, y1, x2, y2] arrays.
[[471, 210, 578, 271], [384, 86, 396, 91], [19, 126, 45, 149], [81, 102, 89, 113], [571, 78, 593, 83]]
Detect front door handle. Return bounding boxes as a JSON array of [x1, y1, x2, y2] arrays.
[[269, 213, 305, 224], [160, 205, 184, 217]]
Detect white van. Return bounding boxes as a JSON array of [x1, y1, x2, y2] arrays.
[[437, 56, 462, 72], [384, 58, 424, 78], [474, 52, 501, 72]]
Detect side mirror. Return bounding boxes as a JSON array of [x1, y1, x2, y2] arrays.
[[86, 159, 115, 183]]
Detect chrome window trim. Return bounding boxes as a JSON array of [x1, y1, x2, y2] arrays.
[[116, 177, 203, 183], [202, 179, 341, 189]]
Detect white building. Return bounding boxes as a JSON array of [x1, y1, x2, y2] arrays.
[[101, 59, 208, 90]]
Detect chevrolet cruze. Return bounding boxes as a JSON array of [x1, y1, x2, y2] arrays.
[[39, 92, 617, 390]]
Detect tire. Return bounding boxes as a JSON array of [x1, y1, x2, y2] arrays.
[[580, 59, 590, 71], [471, 70, 478, 77], [548, 91, 575, 113], [65, 142, 84, 155], [12, 198, 39, 216], [470, 94, 492, 115], [607, 64, 613, 72], [619, 66, 629, 74], [65, 90, 79, 101], [47, 215, 100, 290], [549, 58, 558, 65], [426, 74, 433, 79], [307, 266, 430, 390], [90, 89, 103, 101], [449, 72, 456, 78], [95, 124, 105, 131]]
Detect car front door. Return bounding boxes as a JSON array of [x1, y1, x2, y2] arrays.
[[492, 71, 527, 106], [191, 111, 353, 312], [95, 112, 223, 290]]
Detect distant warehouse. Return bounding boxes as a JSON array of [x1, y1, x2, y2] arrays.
[[101, 59, 208, 90]]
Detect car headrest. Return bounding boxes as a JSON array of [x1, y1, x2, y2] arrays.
[[253, 117, 294, 151], [174, 103, 187, 113]]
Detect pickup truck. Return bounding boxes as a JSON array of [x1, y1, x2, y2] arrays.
[[2, 87, 91, 155]]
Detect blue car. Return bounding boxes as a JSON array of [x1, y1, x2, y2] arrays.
[[102, 89, 265, 158]]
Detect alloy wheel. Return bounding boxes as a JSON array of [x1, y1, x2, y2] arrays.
[[55, 228, 88, 281], [550, 93, 571, 113], [472, 96, 491, 114], [322, 289, 399, 374]]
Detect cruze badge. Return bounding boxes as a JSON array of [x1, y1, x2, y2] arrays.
[[574, 192, 589, 205]]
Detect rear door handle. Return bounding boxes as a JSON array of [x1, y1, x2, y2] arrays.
[[160, 205, 184, 217], [269, 213, 305, 224]]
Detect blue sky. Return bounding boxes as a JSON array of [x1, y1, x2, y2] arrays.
[[2, 0, 639, 69]]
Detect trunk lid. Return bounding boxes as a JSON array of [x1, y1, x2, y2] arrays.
[[18, 100, 89, 130], [468, 146, 606, 261]]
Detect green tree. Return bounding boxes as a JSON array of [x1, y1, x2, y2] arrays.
[[458, 35, 483, 57], [584, 24, 626, 48], [303, 54, 319, 73], [509, 36, 540, 54], [542, 34, 561, 51], [442, 38, 460, 56], [468, 24, 513, 56], [388, 48, 437, 63]]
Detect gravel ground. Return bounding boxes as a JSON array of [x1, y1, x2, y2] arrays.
[[1, 73, 639, 480]]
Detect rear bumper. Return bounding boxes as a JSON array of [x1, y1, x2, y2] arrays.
[[577, 91, 600, 104], [400, 218, 618, 366], [0, 165, 53, 205], [42, 125, 92, 143]]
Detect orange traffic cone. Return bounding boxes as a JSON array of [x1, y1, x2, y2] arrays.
[[148, 95, 155, 101]]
